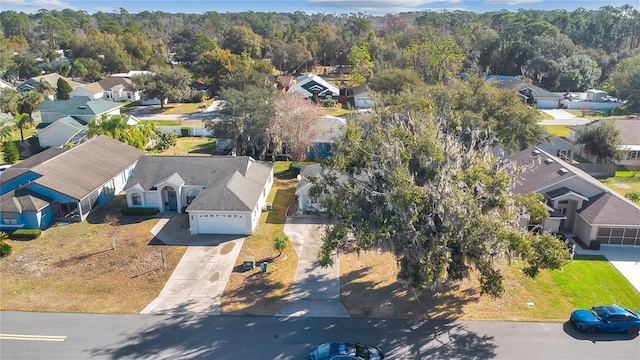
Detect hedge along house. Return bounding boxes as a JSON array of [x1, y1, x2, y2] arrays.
[[123, 156, 274, 235], [0, 136, 144, 231]]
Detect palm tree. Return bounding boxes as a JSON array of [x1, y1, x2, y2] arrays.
[[88, 115, 154, 150], [69, 60, 87, 81], [13, 113, 30, 141], [32, 79, 55, 100], [18, 91, 43, 126], [0, 120, 15, 143]]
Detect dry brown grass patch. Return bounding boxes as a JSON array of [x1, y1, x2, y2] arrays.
[[221, 174, 299, 316], [0, 195, 186, 313], [340, 251, 577, 321]]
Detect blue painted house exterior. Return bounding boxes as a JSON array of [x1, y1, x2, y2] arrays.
[[0, 136, 144, 231]]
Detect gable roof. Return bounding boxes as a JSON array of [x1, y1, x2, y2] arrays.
[[18, 73, 83, 92], [124, 156, 274, 212], [287, 74, 339, 98], [352, 84, 369, 96], [509, 147, 605, 195], [578, 192, 640, 225], [37, 97, 123, 116], [38, 116, 86, 135], [76, 77, 134, 94], [576, 118, 640, 149], [493, 78, 561, 100], [315, 115, 347, 143], [6, 136, 143, 200]]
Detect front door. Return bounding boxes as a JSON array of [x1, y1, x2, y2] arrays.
[[167, 190, 177, 211]]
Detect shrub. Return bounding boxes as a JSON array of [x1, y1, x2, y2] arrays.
[[155, 131, 178, 151], [322, 98, 336, 108], [0, 241, 11, 258], [3, 141, 20, 164], [192, 92, 207, 103], [289, 162, 304, 176], [10, 229, 42, 240], [180, 127, 190, 137], [625, 191, 640, 202]]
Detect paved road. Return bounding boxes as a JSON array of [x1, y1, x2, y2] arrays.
[[1, 311, 638, 359]]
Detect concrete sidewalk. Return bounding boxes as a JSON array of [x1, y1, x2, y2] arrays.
[[140, 216, 245, 315], [275, 217, 350, 318]]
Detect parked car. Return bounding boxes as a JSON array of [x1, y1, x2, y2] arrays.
[[0, 164, 11, 173], [570, 305, 640, 335], [309, 342, 385, 360]]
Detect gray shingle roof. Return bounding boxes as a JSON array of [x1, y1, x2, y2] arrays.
[[578, 192, 640, 226], [0, 148, 68, 184], [125, 156, 274, 212], [14, 136, 144, 200], [509, 147, 603, 195], [493, 78, 561, 99], [0, 188, 53, 213]]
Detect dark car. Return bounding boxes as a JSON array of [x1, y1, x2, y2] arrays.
[[309, 342, 385, 360], [570, 305, 640, 335]]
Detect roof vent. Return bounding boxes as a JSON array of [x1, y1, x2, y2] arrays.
[[78, 106, 87, 109], [532, 150, 541, 155], [559, 168, 568, 174], [544, 158, 554, 165]]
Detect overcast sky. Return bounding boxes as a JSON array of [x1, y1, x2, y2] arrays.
[[1, 0, 636, 15]]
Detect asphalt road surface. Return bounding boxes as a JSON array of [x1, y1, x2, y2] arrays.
[[1, 312, 639, 359]]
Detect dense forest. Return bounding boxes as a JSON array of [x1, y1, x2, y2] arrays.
[[1, 5, 639, 98]]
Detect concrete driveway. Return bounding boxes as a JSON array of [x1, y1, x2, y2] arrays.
[[140, 216, 245, 315], [539, 109, 590, 125], [275, 217, 350, 318]]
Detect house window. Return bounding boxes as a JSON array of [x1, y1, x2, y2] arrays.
[[127, 93, 132, 99], [186, 189, 200, 204], [2, 213, 18, 225], [132, 193, 142, 206]]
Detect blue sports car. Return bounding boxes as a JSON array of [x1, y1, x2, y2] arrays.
[[570, 305, 640, 335], [309, 342, 385, 360]]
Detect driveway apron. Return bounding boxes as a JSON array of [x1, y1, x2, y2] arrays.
[[140, 216, 245, 315], [275, 217, 350, 318]]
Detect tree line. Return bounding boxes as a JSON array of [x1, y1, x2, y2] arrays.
[[1, 6, 639, 96]]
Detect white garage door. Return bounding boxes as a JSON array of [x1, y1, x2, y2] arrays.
[[195, 213, 247, 234]]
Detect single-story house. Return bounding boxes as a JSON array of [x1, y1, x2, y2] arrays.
[[306, 115, 346, 159], [568, 118, 640, 166], [492, 78, 563, 109], [287, 74, 339, 103], [110, 70, 165, 106], [36, 114, 140, 149], [17, 73, 84, 97], [37, 96, 124, 124], [351, 84, 372, 109], [0, 136, 144, 231], [537, 136, 575, 164], [123, 156, 274, 235], [509, 147, 640, 247], [69, 76, 140, 102]]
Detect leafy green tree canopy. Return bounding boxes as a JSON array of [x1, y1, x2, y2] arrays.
[[576, 120, 626, 163], [315, 93, 568, 298]]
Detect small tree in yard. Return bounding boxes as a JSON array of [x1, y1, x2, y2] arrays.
[[274, 236, 288, 258], [576, 120, 626, 163], [3, 141, 20, 164]]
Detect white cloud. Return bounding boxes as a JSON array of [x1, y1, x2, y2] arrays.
[[2, 0, 74, 10], [483, 0, 543, 5], [307, 0, 462, 14]]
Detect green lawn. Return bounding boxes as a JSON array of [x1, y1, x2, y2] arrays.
[[550, 255, 640, 309], [600, 175, 640, 204], [540, 111, 554, 120], [543, 125, 569, 137], [141, 120, 182, 126]]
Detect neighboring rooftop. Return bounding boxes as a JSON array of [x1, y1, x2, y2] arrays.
[[37, 96, 124, 116]]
